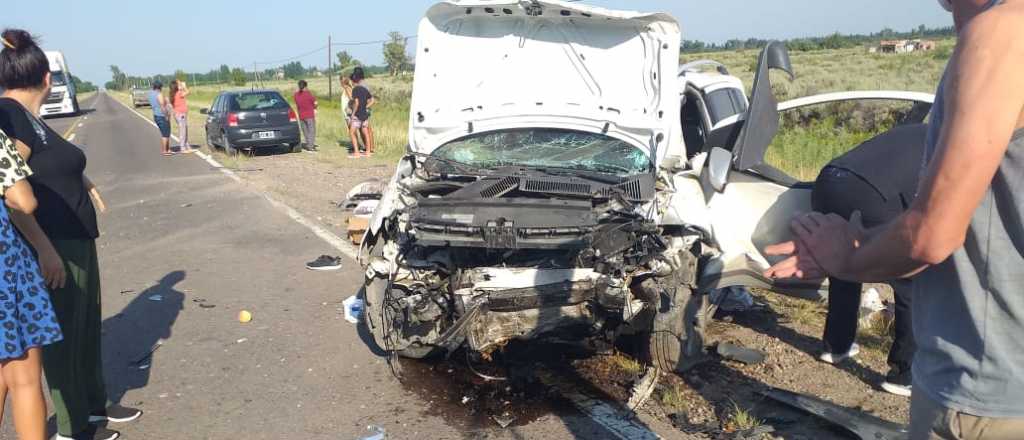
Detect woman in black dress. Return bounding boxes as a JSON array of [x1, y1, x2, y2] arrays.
[[0, 29, 140, 440]]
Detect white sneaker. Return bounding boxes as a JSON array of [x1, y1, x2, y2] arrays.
[[881, 381, 912, 397], [818, 343, 860, 364]]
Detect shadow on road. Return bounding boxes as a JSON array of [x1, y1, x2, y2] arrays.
[[46, 271, 186, 436], [101, 271, 187, 404]]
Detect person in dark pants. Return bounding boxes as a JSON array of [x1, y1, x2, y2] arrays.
[[812, 123, 926, 397], [0, 28, 140, 440]]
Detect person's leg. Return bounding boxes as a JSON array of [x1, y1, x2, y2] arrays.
[[42, 239, 106, 437], [2, 348, 47, 440], [885, 278, 915, 386], [362, 125, 374, 155], [909, 389, 954, 440], [308, 118, 317, 149], [822, 277, 862, 356], [0, 364, 7, 426], [177, 113, 190, 151], [299, 118, 309, 149], [365, 121, 375, 154], [78, 240, 109, 417], [349, 121, 362, 156]]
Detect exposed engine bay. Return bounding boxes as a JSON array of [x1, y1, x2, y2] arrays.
[[361, 157, 711, 370]]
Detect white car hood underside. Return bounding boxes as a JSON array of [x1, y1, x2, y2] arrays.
[[410, 0, 682, 165]]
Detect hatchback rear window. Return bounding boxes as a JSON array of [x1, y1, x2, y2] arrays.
[[229, 92, 289, 111]]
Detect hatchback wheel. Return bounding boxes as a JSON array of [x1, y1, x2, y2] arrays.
[[223, 132, 237, 156], [290, 143, 302, 154]]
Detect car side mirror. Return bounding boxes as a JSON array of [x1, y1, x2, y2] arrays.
[[707, 147, 733, 192], [200, 108, 209, 114]]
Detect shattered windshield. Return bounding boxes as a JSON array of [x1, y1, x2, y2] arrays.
[[432, 128, 651, 176]]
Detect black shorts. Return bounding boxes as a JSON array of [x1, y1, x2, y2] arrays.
[[154, 116, 171, 138]]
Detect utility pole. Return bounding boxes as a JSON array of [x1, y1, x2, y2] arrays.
[[328, 35, 333, 100]]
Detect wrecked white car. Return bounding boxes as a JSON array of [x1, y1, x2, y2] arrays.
[[358, 0, 933, 372]]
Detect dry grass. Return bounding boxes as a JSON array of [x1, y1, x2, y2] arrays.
[[607, 352, 645, 376], [724, 400, 763, 432], [657, 382, 689, 412]]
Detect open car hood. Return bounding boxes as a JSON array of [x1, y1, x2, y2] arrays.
[[410, 0, 682, 167]]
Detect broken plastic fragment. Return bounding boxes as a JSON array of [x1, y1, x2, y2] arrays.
[[148, 295, 163, 301], [627, 366, 660, 410], [716, 342, 766, 365], [357, 425, 386, 440], [343, 296, 363, 324], [492, 412, 516, 428]]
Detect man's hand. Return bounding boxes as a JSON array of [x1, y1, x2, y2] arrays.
[[763, 240, 826, 281], [38, 246, 66, 289], [765, 211, 866, 281]]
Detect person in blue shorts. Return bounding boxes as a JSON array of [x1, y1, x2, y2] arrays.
[[148, 80, 173, 156]]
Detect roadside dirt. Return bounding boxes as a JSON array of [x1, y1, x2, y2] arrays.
[[209, 146, 910, 439]]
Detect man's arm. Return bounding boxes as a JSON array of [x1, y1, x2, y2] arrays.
[[768, 11, 1024, 283]]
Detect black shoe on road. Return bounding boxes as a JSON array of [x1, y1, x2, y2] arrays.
[[306, 255, 342, 271], [89, 404, 143, 423], [56, 425, 120, 440]]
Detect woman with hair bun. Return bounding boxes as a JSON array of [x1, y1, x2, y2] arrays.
[[0, 28, 140, 440]]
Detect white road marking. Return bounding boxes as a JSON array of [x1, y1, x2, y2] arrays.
[[106, 93, 360, 260], [539, 370, 662, 440]]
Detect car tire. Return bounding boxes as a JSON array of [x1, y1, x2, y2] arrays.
[[643, 285, 710, 374], [72, 98, 80, 115], [289, 143, 302, 154], [364, 272, 436, 360], [223, 132, 237, 156], [205, 130, 217, 151]]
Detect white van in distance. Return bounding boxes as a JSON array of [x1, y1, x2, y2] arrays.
[[41, 51, 79, 116]]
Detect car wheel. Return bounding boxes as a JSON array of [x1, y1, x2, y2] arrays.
[[364, 272, 436, 360], [290, 143, 302, 154], [223, 132, 237, 156], [643, 285, 710, 374], [205, 130, 217, 151]]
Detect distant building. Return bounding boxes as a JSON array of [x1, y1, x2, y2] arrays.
[[273, 69, 285, 80], [873, 39, 937, 54]]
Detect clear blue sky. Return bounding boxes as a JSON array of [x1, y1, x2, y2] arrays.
[[6, 0, 952, 85]]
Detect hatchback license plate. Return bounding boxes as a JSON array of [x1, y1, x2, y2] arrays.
[[257, 131, 275, 139]]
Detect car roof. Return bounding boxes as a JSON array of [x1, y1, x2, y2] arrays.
[[222, 89, 283, 96]]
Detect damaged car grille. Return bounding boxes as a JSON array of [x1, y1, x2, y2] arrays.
[[410, 198, 597, 249]]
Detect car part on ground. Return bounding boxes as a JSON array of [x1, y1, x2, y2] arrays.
[[762, 387, 909, 440]]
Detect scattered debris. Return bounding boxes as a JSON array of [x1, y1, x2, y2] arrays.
[[761, 387, 908, 440], [492, 412, 516, 428], [461, 395, 472, 405], [346, 215, 370, 245], [711, 287, 755, 312], [193, 298, 217, 309], [131, 339, 165, 368], [342, 296, 362, 324], [353, 199, 379, 217], [119, 289, 135, 295], [238, 310, 253, 323], [716, 342, 767, 365], [148, 295, 163, 301], [339, 179, 384, 210], [626, 366, 660, 410], [236, 338, 248, 344], [180, 203, 193, 208], [357, 425, 386, 440], [731, 425, 776, 440], [199, 303, 216, 309]]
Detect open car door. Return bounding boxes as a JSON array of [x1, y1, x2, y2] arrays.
[[697, 42, 935, 299]]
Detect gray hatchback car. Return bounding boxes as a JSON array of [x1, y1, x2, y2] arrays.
[[202, 90, 301, 155]]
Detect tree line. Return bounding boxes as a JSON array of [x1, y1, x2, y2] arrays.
[[105, 31, 414, 91], [682, 24, 956, 53]]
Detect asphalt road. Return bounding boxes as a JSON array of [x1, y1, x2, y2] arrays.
[[0, 93, 685, 439]]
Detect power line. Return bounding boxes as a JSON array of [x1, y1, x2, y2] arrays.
[[254, 44, 329, 66]]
